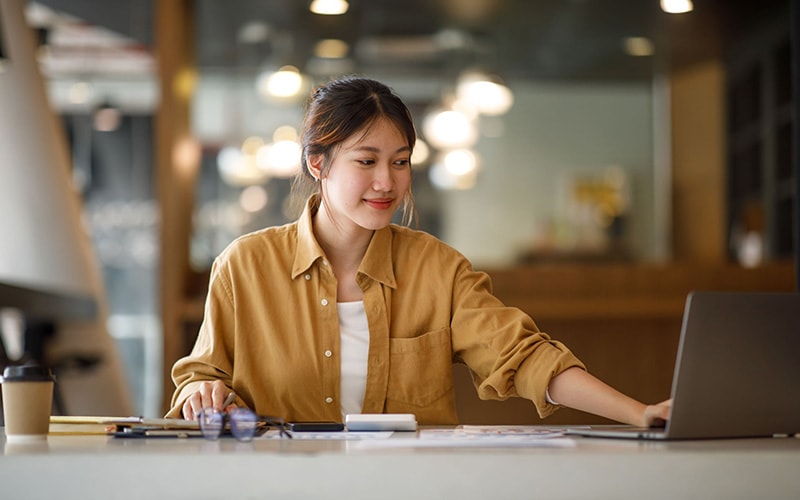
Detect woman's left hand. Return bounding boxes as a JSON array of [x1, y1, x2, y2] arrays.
[[642, 399, 672, 427]]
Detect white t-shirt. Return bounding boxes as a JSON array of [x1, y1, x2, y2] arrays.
[[337, 301, 370, 419]]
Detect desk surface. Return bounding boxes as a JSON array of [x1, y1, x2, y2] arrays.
[[2, 428, 800, 500]]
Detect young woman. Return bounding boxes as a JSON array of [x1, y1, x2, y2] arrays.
[[167, 76, 670, 427]]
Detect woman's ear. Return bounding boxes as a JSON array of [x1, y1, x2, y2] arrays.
[[306, 154, 323, 181]]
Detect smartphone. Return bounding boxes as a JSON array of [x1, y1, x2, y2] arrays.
[[287, 421, 345, 432]]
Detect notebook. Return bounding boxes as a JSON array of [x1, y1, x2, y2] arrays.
[[567, 291, 800, 440]]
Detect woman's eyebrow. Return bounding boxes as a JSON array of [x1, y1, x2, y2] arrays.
[[352, 145, 411, 154]]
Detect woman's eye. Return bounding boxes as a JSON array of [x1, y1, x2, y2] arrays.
[[353, 158, 409, 167]]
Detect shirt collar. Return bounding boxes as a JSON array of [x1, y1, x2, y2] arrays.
[[291, 197, 326, 279], [291, 196, 397, 289], [359, 224, 397, 289]]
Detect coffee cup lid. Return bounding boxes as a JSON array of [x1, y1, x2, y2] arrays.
[[1, 363, 55, 383]]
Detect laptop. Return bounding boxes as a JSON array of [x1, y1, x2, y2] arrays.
[[567, 291, 800, 440]]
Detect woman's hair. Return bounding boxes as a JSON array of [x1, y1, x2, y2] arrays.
[[290, 76, 417, 225]]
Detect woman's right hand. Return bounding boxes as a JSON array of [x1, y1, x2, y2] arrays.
[[182, 380, 236, 420]]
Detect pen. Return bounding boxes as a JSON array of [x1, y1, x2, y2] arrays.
[[222, 392, 236, 409]]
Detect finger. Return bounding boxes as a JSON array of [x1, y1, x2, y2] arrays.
[[198, 381, 215, 408], [183, 391, 203, 420], [645, 399, 671, 424], [182, 399, 195, 420], [211, 381, 229, 410], [657, 400, 672, 419]]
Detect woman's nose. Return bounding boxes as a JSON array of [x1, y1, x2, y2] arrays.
[[372, 163, 395, 191]]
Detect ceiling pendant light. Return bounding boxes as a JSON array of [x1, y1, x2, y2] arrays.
[[428, 150, 480, 191], [422, 107, 477, 149], [623, 37, 655, 57], [660, 0, 694, 14], [456, 71, 514, 116], [256, 125, 302, 178], [310, 0, 349, 15], [256, 65, 305, 100], [217, 137, 271, 187]]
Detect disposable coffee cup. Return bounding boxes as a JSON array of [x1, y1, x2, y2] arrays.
[[1, 363, 55, 442]]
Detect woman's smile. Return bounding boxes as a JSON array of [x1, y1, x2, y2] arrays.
[[364, 197, 395, 210]]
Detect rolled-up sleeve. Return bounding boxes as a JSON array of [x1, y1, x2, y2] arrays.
[[166, 259, 236, 418], [449, 259, 585, 419]]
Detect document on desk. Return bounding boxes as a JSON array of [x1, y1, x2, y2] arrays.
[[350, 426, 577, 449], [457, 425, 569, 438], [259, 430, 394, 440]]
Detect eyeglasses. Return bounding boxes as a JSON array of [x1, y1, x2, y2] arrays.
[[197, 407, 292, 441]]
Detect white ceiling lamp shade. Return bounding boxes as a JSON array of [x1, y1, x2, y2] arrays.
[[307, 38, 355, 75], [217, 126, 302, 185], [217, 142, 269, 187], [428, 149, 480, 191], [310, 0, 349, 15], [456, 71, 514, 116], [239, 185, 269, 213], [419, 70, 509, 192], [660, 0, 694, 14], [68, 80, 93, 104], [442, 149, 479, 176], [314, 39, 349, 59], [623, 37, 655, 57], [422, 107, 478, 150], [255, 125, 301, 178], [256, 140, 301, 178], [255, 65, 306, 100], [237, 20, 270, 45]]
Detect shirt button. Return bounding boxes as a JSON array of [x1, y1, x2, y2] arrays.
[[304, 274, 311, 281], [321, 298, 329, 306], [324, 350, 332, 358], [325, 397, 333, 404]]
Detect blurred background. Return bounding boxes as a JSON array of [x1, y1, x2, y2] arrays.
[[0, 0, 795, 422]]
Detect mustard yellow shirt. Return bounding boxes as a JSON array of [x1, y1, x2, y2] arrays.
[[168, 201, 585, 424]]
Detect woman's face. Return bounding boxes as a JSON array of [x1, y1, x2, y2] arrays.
[[313, 117, 412, 233]]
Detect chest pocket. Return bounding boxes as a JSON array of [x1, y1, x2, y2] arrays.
[[386, 327, 454, 410]]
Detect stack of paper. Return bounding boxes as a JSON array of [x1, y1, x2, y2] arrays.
[[49, 416, 200, 437]]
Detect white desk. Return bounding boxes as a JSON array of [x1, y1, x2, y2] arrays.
[[2, 429, 800, 499]]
